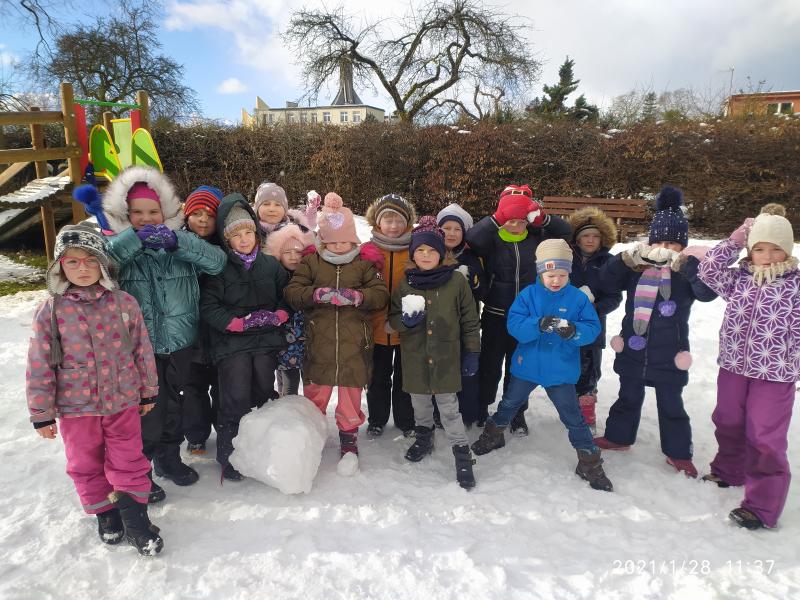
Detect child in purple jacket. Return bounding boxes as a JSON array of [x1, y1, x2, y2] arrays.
[[697, 204, 799, 530], [26, 224, 164, 555]]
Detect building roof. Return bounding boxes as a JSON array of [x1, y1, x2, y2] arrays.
[[331, 58, 363, 106]]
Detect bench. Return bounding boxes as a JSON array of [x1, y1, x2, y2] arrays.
[[543, 196, 648, 241]]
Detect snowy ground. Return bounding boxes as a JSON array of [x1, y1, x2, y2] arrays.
[[0, 254, 44, 284], [1, 227, 799, 599]]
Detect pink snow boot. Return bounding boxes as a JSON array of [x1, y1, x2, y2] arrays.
[[593, 436, 631, 451]]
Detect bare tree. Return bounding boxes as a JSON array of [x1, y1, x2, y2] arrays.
[[283, 0, 541, 123]]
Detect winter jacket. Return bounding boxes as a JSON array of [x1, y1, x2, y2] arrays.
[[389, 271, 481, 395], [569, 247, 623, 347], [200, 195, 290, 364], [506, 281, 601, 388], [284, 249, 389, 388], [465, 215, 572, 316], [363, 241, 406, 346], [598, 253, 717, 386], [26, 285, 159, 424], [698, 238, 800, 382], [102, 167, 226, 354], [454, 245, 486, 307]]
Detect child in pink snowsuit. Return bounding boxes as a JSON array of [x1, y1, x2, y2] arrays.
[[26, 224, 163, 555], [697, 204, 800, 530]]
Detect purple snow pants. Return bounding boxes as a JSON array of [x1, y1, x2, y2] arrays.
[[710, 368, 797, 527], [60, 406, 152, 514]]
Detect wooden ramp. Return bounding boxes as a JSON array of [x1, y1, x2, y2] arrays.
[[0, 176, 75, 245]]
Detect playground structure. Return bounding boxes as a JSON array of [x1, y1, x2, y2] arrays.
[[0, 83, 160, 259]]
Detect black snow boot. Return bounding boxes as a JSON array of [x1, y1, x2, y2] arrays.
[[146, 470, 166, 504], [509, 410, 529, 437], [222, 463, 244, 482], [471, 420, 506, 456], [404, 426, 435, 462], [96, 508, 124, 545], [453, 445, 476, 490], [339, 428, 359, 457], [575, 448, 613, 492], [153, 446, 199, 486], [729, 507, 764, 530], [111, 491, 164, 556]]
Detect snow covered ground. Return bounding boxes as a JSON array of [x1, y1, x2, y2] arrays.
[[1, 227, 799, 599], [0, 253, 44, 284]]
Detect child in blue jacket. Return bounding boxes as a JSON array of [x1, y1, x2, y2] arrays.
[[471, 239, 613, 491]]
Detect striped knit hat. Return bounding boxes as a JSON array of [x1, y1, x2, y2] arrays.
[[184, 185, 223, 218]]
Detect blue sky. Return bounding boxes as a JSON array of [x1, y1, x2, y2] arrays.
[[2, 0, 799, 122]]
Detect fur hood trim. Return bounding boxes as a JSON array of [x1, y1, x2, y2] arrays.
[[103, 166, 184, 234], [566, 206, 617, 249]]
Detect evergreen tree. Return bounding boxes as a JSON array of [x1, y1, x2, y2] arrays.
[[641, 91, 659, 122], [527, 56, 597, 121], [571, 94, 599, 122]]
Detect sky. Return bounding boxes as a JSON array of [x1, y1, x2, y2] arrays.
[[1, 0, 799, 123]]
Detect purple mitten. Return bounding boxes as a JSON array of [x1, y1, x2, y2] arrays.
[[243, 309, 289, 329], [136, 225, 157, 244], [313, 287, 336, 304], [329, 288, 363, 307], [143, 224, 177, 250]]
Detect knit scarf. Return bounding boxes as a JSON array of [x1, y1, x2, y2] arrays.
[[628, 266, 674, 350], [233, 246, 259, 270], [498, 228, 528, 243], [259, 219, 284, 233], [371, 230, 412, 252], [406, 264, 455, 290], [747, 256, 799, 286], [321, 245, 360, 265]]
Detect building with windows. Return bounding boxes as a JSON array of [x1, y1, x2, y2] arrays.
[[242, 60, 386, 126], [724, 91, 800, 117]]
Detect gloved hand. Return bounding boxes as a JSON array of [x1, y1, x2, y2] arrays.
[[401, 310, 426, 328], [622, 242, 676, 269], [578, 285, 595, 303], [526, 198, 549, 228], [244, 309, 290, 329], [313, 287, 335, 304], [306, 190, 322, 211], [555, 320, 576, 339], [73, 184, 110, 231], [539, 316, 560, 333], [461, 352, 480, 377], [456, 265, 470, 280], [730, 218, 755, 247], [137, 224, 177, 250], [329, 288, 363, 307]]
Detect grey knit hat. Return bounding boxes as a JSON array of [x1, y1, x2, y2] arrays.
[[253, 182, 289, 214], [223, 204, 257, 238], [46, 223, 115, 295]]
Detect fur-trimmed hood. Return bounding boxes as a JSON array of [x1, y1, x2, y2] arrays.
[[566, 206, 617, 249], [103, 166, 184, 234]]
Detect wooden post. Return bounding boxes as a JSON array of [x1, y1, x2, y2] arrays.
[[136, 90, 150, 131], [29, 107, 49, 179], [41, 200, 57, 260], [60, 82, 85, 224], [103, 111, 113, 134]]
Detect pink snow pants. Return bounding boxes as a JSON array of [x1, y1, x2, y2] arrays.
[[60, 406, 152, 514], [303, 383, 365, 431], [710, 368, 796, 527]]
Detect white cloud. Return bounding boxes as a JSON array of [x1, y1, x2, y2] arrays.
[[0, 43, 20, 68], [217, 77, 248, 94]]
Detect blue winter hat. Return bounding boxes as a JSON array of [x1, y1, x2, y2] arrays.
[[649, 186, 688, 247]]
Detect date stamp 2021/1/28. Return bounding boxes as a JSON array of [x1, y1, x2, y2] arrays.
[[610, 559, 776, 576]]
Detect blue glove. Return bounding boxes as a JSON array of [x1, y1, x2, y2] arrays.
[[461, 352, 480, 377], [401, 310, 426, 328], [73, 184, 110, 230]]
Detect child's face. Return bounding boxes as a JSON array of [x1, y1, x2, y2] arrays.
[[60, 248, 101, 287], [377, 212, 407, 238], [541, 269, 569, 291], [576, 231, 602, 254], [440, 221, 463, 250], [326, 241, 355, 255], [413, 244, 441, 271], [280, 240, 305, 270], [750, 242, 788, 266], [502, 219, 527, 235], [652, 241, 684, 252], [227, 228, 257, 254], [128, 197, 164, 229], [258, 201, 286, 225], [187, 209, 216, 239]]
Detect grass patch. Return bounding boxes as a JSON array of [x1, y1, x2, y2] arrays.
[[0, 249, 47, 297], [3, 249, 49, 271], [0, 280, 46, 296]]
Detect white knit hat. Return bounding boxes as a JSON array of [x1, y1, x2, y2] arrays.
[[436, 203, 474, 231], [748, 204, 794, 256]]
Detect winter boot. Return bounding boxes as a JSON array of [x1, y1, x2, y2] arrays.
[[153, 446, 199, 486], [471, 420, 506, 456], [666, 457, 698, 478], [578, 394, 597, 434], [186, 441, 207, 456], [453, 445, 476, 490], [339, 428, 359, 457], [509, 410, 529, 437], [366, 424, 384, 437], [111, 491, 164, 556], [405, 426, 435, 462], [729, 507, 765, 530], [221, 463, 244, 482], [593, 436, 631, 451], [96, 508, 124, 545], [701, 473, 731, 488], [146, 470, 166, 504], [575, 448, 613, 492]]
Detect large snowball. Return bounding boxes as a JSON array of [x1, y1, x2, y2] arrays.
[[402, 294, 425, 315], [229, 395, 328, 494]]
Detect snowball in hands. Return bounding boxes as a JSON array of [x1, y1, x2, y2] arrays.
[[402, 294, 426, 316], [229, 395, 327, 494]]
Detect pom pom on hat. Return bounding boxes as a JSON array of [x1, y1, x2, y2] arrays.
[[747, 202, 794, 256], [760, 203, 786, 217], [324, 192, 343, 209], [654, 186, 684, 211]]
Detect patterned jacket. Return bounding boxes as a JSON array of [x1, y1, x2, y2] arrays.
[[698, 238, 800, 382], [26, 285, 158, 423]]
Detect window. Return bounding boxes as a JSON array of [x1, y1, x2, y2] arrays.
[[323, 112, 331, 123], [340, 111, 349, 123], [780, 102, 793, 114], [311, 113, 318, 123], [268, 113, 274, 123], [288, 114, 295, 123], [767, 102, 794, 115], [300, 112, 307, 123], [353, 112, 361, 123]]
